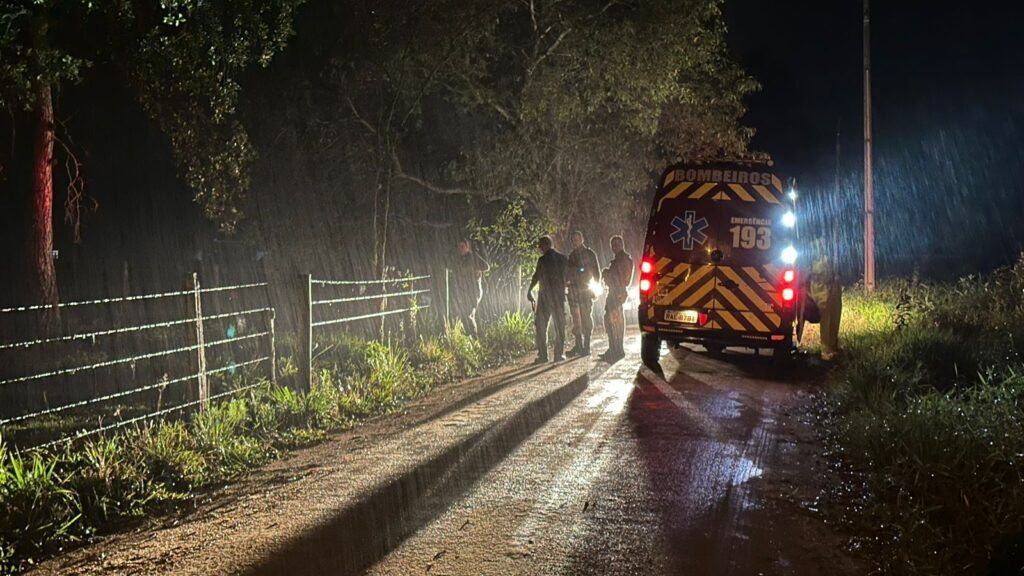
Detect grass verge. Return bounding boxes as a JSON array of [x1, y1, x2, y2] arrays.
[[826, 255, 1024, 575]]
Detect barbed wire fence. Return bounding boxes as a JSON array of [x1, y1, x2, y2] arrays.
[[298, 273, 433, 389], [0, 274, 276, 451]]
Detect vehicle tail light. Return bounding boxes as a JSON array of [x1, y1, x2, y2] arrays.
[[698, 311, 709, 326], [779, 267, 797, 308], [639, 258, 656, 297]]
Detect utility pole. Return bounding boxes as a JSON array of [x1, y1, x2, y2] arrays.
[[834, 118, 842, 271], [863, 0, 876, 293]]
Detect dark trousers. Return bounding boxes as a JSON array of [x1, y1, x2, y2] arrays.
[[535, 297, 566, 359], [568, 293, 594, 351]]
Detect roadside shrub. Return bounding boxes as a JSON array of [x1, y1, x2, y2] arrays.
[[335, 374, 378, 420], [251, 384, 314, 437], [132, 422, 205, 492], [412, 335, 458, 383], [192, 399, 273, 480], [65, 437, 152, 528], [305, 374, 342, 430], [0, 445, 82, 569], [443, 322, 483, 376], [480, 311, 533, 366], [365, 340, 416, 405]]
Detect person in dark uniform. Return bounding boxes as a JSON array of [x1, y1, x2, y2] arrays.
[[601, 235, 633, 361], [567, 231, 600, 356], [451, 239, 489, 337], [527, 235, 568, 363]]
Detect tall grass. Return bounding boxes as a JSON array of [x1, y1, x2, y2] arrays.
[[480, 311, 534, 365], [831, 254, 1024, 575], [0, 445, 82, 568]]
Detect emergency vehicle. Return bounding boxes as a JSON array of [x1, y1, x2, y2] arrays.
[[637, 161, 801, 366]]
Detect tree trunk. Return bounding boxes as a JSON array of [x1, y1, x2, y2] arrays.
[[370, 150, 394, 338], [30, 78, 60, 335]]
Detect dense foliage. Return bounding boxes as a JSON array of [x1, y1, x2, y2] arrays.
[[267, 0, 756, 276], [0, 0, 302, 231]]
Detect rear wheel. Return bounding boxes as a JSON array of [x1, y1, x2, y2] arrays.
[[641, 334, 661, 368]]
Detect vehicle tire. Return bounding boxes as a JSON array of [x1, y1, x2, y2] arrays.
[[641, 334, 661, 368], [704, 343, 725, 356]]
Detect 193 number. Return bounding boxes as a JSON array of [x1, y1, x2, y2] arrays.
[[729, 225, 771, 250]]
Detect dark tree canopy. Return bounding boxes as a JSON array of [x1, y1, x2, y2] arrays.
[[0, 0, 303, 230], [0, 0, 756, 316]]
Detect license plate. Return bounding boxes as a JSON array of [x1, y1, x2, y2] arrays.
[[664, 309, 699, 324]]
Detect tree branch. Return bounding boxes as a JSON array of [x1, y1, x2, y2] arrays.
[[345, 97, 377, 135], [390, 150, 478, 196], [527, 27, 572, 79], [54, 123, 95, 243]]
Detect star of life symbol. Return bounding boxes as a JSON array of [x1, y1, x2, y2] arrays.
[[670, 210, 709, 250]]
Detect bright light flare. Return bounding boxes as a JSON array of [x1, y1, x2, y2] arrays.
[[782, 287, 795, 302], [783, 269, 795, 283], [781, 245, 798, 264], [639, 278, 652, 293], [640, 259, 654, 274], [588, 278, 604, 297], [787, 189, 798, 201], [781, 211, 797, 228]]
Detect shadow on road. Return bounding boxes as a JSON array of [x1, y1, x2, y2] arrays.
[[239, 370, 591, 576], [660, 345, 827, 384], [411, 362, 558, 428], [615, 367, 771, 574]]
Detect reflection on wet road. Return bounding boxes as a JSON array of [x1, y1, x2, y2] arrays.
[[32, 335, 862, 576]]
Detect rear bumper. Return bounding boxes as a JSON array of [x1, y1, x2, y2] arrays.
[[638, 307, 793, 349]]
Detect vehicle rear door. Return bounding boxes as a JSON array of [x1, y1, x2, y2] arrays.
[[712, 180, 788, 334], [647, 176, 724, 329]]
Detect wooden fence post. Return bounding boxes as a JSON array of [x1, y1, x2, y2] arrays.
[[299, 273, 313, 393], [268, 308, 277, 387], [444, 268, 451, 326], [190, 272, 209, 410]]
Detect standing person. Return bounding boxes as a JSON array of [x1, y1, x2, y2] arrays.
[[601, 235, 633, 362], [451, 239, 489, 337], [527, 235, 568, 363], [567, 231, 600, 356], [810, 241, 842, 360]]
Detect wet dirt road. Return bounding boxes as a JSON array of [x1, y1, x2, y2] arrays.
[[34, 334, 862, 576]]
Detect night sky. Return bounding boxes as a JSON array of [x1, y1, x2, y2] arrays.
[[726, 0, 1024, 278]]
